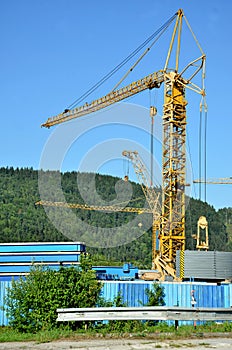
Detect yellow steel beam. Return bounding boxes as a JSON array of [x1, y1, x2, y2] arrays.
[[193, 178, 232, 184], [41, 71, 164, 128], [35, 200, 152, 214]]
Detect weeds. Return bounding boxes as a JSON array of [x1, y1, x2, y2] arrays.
[[0, 321, 231, 343]]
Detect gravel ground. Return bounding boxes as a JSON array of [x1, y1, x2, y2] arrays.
[[0, 337, 231, 350]]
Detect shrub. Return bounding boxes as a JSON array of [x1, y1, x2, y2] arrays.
[[145, 283, 165, 306], [5, 254, 102, 332], [144, 282, 165, 327]]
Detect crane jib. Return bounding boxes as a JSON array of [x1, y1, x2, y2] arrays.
[[41, 70, 165, 128]]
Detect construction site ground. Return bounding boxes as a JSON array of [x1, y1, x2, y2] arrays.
[[0, 334, 231, 349]]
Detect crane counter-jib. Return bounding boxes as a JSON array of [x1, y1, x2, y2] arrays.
[[41, 70, 165, 128]]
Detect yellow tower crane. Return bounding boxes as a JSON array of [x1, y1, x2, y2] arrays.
[[40, 9, 206, 280]]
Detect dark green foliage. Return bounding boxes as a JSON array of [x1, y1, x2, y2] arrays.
[[0, 167, 230, 267], [218, 207, 232, 249], [0, 167, 65, 242], [144, 283, 165, 327], [100, 284, 165, 332], [100, 291, 144, 333], [185, 198, 228, 251], [5, 254, 102, 332], [89, 230, 152, 268], [96, 290, 127, 309], [145, 283, 165, 306]]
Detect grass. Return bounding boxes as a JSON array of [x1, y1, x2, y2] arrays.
[[0, 327, 35, 342], [0, 322, 231, 343]]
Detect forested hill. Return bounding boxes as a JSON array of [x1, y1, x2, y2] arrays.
[[0, 166, 231, 268]]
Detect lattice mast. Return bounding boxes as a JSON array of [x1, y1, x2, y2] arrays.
[[161, 72, 187, 268], [160, 10, 186, 267]]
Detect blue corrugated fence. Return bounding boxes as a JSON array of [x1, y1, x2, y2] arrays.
[[1, 281, 232, 326]]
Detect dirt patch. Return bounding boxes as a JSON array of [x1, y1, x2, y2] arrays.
[[0, 337, 231, 349]]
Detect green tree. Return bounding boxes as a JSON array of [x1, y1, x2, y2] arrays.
[[145, 283, 165, 327], [5, 254, 102, 332], [103, 291, 144, 333], [145, 283, 165, 306]]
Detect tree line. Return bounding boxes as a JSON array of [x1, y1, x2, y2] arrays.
[[0, 167, 230, 268]]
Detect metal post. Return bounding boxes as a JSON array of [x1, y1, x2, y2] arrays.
[[191, 289, 197, 329]]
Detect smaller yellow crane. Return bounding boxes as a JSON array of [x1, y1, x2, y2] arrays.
[[122, 150, 161, 267]]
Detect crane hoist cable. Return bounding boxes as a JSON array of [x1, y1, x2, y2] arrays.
[[123, 157, 130, 181], [67, 12, 177, 110], [198, 95, 208, 202], [204, 109, 208, 203], [111, 20, 174, 92]]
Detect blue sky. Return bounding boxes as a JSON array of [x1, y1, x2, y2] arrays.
[[1, 0, 231, 210]]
